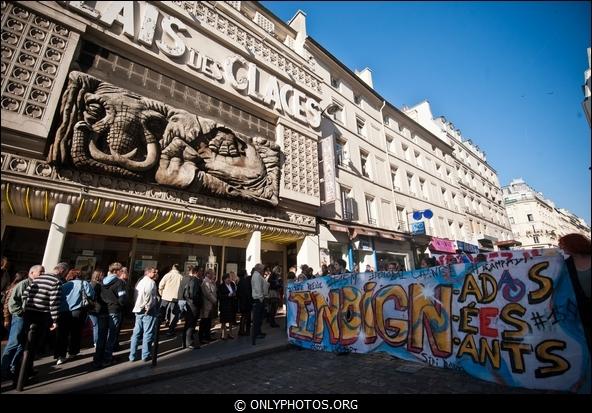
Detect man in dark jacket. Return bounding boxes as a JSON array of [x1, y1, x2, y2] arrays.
[[180, 266, 202, 349], [99, 262, 127, 366], [237, 269, 252, 336]]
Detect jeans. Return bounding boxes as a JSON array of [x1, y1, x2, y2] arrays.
[[161, 300, 180, 333], [93, 314, 109, 366], [0, 315, 24, 377], [129, 311, 157, 361], [88, 313, 99, 346], [104, 312, 121, 362]]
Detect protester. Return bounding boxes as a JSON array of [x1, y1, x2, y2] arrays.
[[236, 269, 252, 336], [558, 233, 591, 353], [55, 269, 94, 365], [158, 264, 183, 337], [0, 265, 42, 381], [218, 273, 237, 340], [251, 263, 266, 344], [129, 267, 159, 362]]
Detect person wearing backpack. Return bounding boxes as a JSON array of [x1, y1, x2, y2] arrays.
[[180, 266, 201, 350]]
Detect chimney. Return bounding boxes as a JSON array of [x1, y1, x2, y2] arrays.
[[355, 67, 373, 89], [288, 10, 307, 57]]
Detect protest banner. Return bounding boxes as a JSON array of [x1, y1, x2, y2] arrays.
[[286, 250, 590, 393]]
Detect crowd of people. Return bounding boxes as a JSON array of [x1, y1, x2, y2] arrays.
[[0, 259, 286, 385], [0, 232, 590, 385]]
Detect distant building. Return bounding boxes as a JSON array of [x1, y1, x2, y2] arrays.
[[502, 178, 591, 248]]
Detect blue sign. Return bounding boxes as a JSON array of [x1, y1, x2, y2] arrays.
[[456, 241, 479, 254], [411, 222, 426, 235], [412, 209, 433, 220]]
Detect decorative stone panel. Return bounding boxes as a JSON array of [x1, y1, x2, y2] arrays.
[[283, 127, 320, 198], [1, 2, 76, 128]]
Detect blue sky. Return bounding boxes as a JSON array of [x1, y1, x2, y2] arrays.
[[262, 1, 592, 225]]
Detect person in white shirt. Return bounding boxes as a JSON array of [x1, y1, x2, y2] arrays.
[[129, 267, 159, 362], [251, 263, 266, 344]]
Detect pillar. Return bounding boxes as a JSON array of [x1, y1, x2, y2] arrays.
[[42, 203, 71, 271], [297, 235, 320, 274], [245, 231, 261, 275]]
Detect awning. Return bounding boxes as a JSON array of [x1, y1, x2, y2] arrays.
[[320, 219, 410, 242], [496, 239, 522, 249], [478, 238, 495, 250], [429, 237, 456, 253]]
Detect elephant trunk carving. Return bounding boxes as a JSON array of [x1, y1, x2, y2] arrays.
[[49, 71, 281, 206]]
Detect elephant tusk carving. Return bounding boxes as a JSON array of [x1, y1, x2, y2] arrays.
[[111, 147, 138, 160], [89, 140, 159, 171]]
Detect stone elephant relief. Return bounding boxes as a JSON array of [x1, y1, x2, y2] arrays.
[[48, 71, 280, 205]]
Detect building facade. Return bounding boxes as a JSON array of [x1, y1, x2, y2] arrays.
[[1, 1, 327, 282], [404, 101, 513, 252], [502, 178, 591, 248]]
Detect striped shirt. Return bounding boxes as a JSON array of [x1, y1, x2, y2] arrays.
[[23, 274, 61, 323]]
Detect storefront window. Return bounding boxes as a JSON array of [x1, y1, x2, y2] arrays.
[[1, 227, 48, 274]]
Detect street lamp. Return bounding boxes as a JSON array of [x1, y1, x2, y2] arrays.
[[321, 102, 340, 118], [312, 102, 340, 119]]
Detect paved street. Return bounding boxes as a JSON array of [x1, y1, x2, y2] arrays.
[[109, 346, 562, 394]]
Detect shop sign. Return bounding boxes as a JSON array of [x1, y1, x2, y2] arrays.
[[429, 237, 456, 254], [60, 1, 322, 128], [410, 222, 426, 235], [82, 250, 94, 256], [320, 134, 336, 203]]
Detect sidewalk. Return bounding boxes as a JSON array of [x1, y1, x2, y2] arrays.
[[0, 316, 289, 394]]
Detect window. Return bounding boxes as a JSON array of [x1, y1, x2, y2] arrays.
[[414, 151, 422, 167], [441, 188, 448, 208], [533, 235, 540, 244], [341, 186, 355, 221], [391, 167, 400, 190], [375, 157, 386, 186], [396, 207, 406, 231], [402, 144, 411, 162], [381, 199, 392, 228], [436, 163, 442, 178], [354, 94, 362, 106], [384, 116, 391, 127], [356, 117, 367, 137], [335, 140, 348, 166], [330, 100, 345, 124], [407, 173, 415, 195], [331, 75, 340, 89], [527, 214, 534, 222], [360, 150, 371, 178], [419, 179, 427, 200], [386, 135, 394, 153], [365, 195, 376, 225]]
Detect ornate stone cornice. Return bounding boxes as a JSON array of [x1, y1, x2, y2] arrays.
[[1, 152, 316, 240]]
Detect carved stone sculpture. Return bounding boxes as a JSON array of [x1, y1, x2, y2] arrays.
[[48, 71, 280, 205]]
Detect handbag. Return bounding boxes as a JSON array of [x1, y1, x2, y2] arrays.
[[80, 281, 94, 310]]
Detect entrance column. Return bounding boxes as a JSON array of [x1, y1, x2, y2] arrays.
[[42, 203, 71, 270], [246, 231, 261, 275], [297, 235, 320, 274]]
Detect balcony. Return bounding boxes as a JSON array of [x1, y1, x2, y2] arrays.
[[343, 209, 354, 221]]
